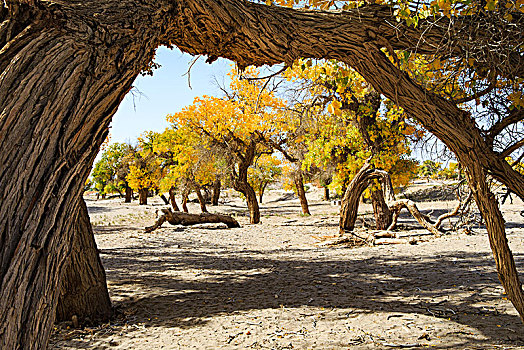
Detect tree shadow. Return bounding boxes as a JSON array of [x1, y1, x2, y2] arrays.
[[97, 239, 524, 348]]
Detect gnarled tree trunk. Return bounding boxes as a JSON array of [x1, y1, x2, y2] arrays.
[[462, 158, 524, 322], [340, 163, 375, 233], [294, 171, 310, 215], [145, 208, 240, 232], [235, 180, 260, 224], [56, 198, 112, 325], [370, 186, 392, 230], [0, 2, 161, 347]]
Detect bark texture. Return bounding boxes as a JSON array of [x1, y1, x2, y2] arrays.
[[370, 186, 392, 230], [340, 163, 394, 233], [294, 171, 310, 215], [56, 198, 112, 325], [145, 208, 240, 232], [0, 2, 162, 347], [211, 179, 221, 206], [169, 187, 180, 211], [235, 180, 260, 224], [125, 185, 133, 203]]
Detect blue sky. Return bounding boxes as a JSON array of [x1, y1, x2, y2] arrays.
[[109, 47, 232, 145]]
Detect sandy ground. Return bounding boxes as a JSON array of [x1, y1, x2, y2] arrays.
[[50, 186, 524, 349]]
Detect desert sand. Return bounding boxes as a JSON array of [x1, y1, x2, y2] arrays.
[[50, 185, 524, 349]]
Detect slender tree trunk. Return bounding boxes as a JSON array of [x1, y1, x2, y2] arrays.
[[159, 193, 169, 205], [259, 182, 268, 204], [125, 185, 133, 203], [169, 187, 180, 211], [56, 198, 112, 325], [211, 179, 221, 206], [194, 186, 208, 213], [370, 185, 392, 230], [294, 171, 310, 215], [324, 186, 330, 201], [138, 189, 148, 205], [182, 187, 190, 213]]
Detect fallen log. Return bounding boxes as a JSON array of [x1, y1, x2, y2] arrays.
[[145, 208, 240, 232]]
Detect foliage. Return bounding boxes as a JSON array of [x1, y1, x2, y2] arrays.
[[418, 160, 442, 179], [91, 143, 134, 197], [438, 162, 461, 179], [284, 59, 418, 196], [248, 154, 283, 198], [167, 67, 287, 186], [126, 133, 162, 193]]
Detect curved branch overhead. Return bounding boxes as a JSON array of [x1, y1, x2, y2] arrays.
[[164, 0, 523, 78]]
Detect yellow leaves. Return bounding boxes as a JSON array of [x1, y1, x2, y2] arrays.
[[484, 0, 498, 11], [127, 165, 160, 191], [327, 100, 343, 116], [432, 58, 442, 70], [508, 91, 524, 108]]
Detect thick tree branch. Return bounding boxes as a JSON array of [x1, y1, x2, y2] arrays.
[[487, 109, 524, 143], [167, 0, 524, 78], [500, 138, 524, 159]]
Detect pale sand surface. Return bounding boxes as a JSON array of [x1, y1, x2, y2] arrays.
[[50, 187, 524, 349]]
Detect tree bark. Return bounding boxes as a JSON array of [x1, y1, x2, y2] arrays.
[[324, 186, 330, 201], [370, 186, 392, 230], [462, 159, 524, 322], [340, 163, 395, 234], [169, 186, 180, 211], [145, 208, 240, 232], [233, 150, 260, 224], [125, 185, 133, 203], [182, 187, 189, 213], [194, 185, 208, 213], [258, 181, 268, 204], [0, 3, 161, 347], [211, 179, 221, 206], [294, 171, 310, 215], [235, 181, 260, 224], [387, 199, 442, 237], [339, 164, 375, 234], [138, 188, 148, 205], [56, 198, 112, 325], [159, 193, 169, 205]]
